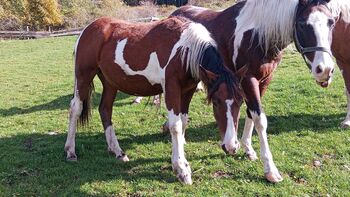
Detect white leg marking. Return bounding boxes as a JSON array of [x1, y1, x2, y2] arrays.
[[241, 117, 258, 160], [181, 113, 189, 144], [168, 109, 192, 184], [250, 111, 283, 183], [64, 80, 82, 161], [105, 125, 129, 162], [133, 96, 143, 104], [341, 90, 350, 128], [222, 99, 240, 155], [153, 95, 161, 106]]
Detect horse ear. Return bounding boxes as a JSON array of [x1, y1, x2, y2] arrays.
[[199, 66, 218, 81]]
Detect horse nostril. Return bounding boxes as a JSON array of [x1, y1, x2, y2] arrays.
[[316, 65, 323, 74]]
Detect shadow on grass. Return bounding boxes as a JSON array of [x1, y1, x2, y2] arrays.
[[0, 130, 225, 195], [0, 110, 344, 195], [0, 92, 134, 117], [186, 112, 344, 142]]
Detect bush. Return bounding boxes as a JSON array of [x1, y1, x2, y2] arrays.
[[24, 0, 63, 30], [0, 15, 22, 31]]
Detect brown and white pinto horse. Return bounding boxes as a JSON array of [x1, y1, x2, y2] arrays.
[[328, 1, 350, 128], [64, 16, 241, 184], [172, 0, 335, 182]]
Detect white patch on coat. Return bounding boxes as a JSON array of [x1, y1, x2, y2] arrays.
[[232, 15, 255, 64], [187, 6, 209, 13], [306, 11, 334, 82], [232, 0, 298, 63], [114, 23, 216, 88], [114, 39, 165, 85]]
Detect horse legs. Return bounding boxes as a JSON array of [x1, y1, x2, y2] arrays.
[[241, 76, 282, 183], [241, 75, 273, 161], [180, 87, 197, 143], [165, 81, 192, 184], [98, 73, 129, 161], [241, 109, 257, 160], [65, 80, 82, 161], [338, 61, 350, 128], [133, 96, 144, 104], [64, 68, 97, 161]]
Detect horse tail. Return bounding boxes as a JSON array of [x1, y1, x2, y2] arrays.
[[72, 20, 99, 127], [79, 82, 94, 126]]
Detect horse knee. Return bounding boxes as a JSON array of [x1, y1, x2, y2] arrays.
[[169, 121, 182, 135], [250, 111, 267, 132]]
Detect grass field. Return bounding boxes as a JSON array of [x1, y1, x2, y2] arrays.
[[0, 36, 349, 196]]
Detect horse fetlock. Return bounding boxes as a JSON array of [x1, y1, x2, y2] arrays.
[[245, 151, 258, 161], [162, 121, 170, 133], [263, 162, 282, 183], [265, 170, 283, 183], [66, 150, 77, 161], [241, 142, 258, 160]]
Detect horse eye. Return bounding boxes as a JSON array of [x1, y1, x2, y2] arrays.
[[328, 19, 335, 27]]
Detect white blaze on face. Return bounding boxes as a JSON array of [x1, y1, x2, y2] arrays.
[[222, 99, 238, 149], [306, 11, 335, 82]]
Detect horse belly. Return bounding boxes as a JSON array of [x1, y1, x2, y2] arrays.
[[115, 75, 163, 96]]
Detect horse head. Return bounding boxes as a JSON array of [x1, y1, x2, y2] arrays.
[[294, 0, 335, 88]]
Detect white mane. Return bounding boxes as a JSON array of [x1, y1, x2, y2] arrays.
[[178, 22, 217, 80], [328, 0, 350, 23], [235, 0, 298, 52]]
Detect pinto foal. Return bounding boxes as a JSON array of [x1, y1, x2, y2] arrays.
[[64, 16, 241, 184]]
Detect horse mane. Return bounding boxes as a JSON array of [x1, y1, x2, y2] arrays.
[[235, 0, 298, 52], [177, 21, 241, 103], [328, 0, 350, 23], [178, 22, 217, 80]]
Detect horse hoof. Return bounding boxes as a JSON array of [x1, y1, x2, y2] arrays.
[[132, 101, 141, 105], [153, 99, 160, 106], [246, 152, 258, 161], [117, 154, 129, 162], [265, 171, 283, 183], [340, 121, 350, 129], [178, 174, 193, 185], [66, 153, 77, 161], [221, 143, 240, 155]]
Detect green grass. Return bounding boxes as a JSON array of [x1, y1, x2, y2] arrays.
[[0, 37, 349, 196]]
